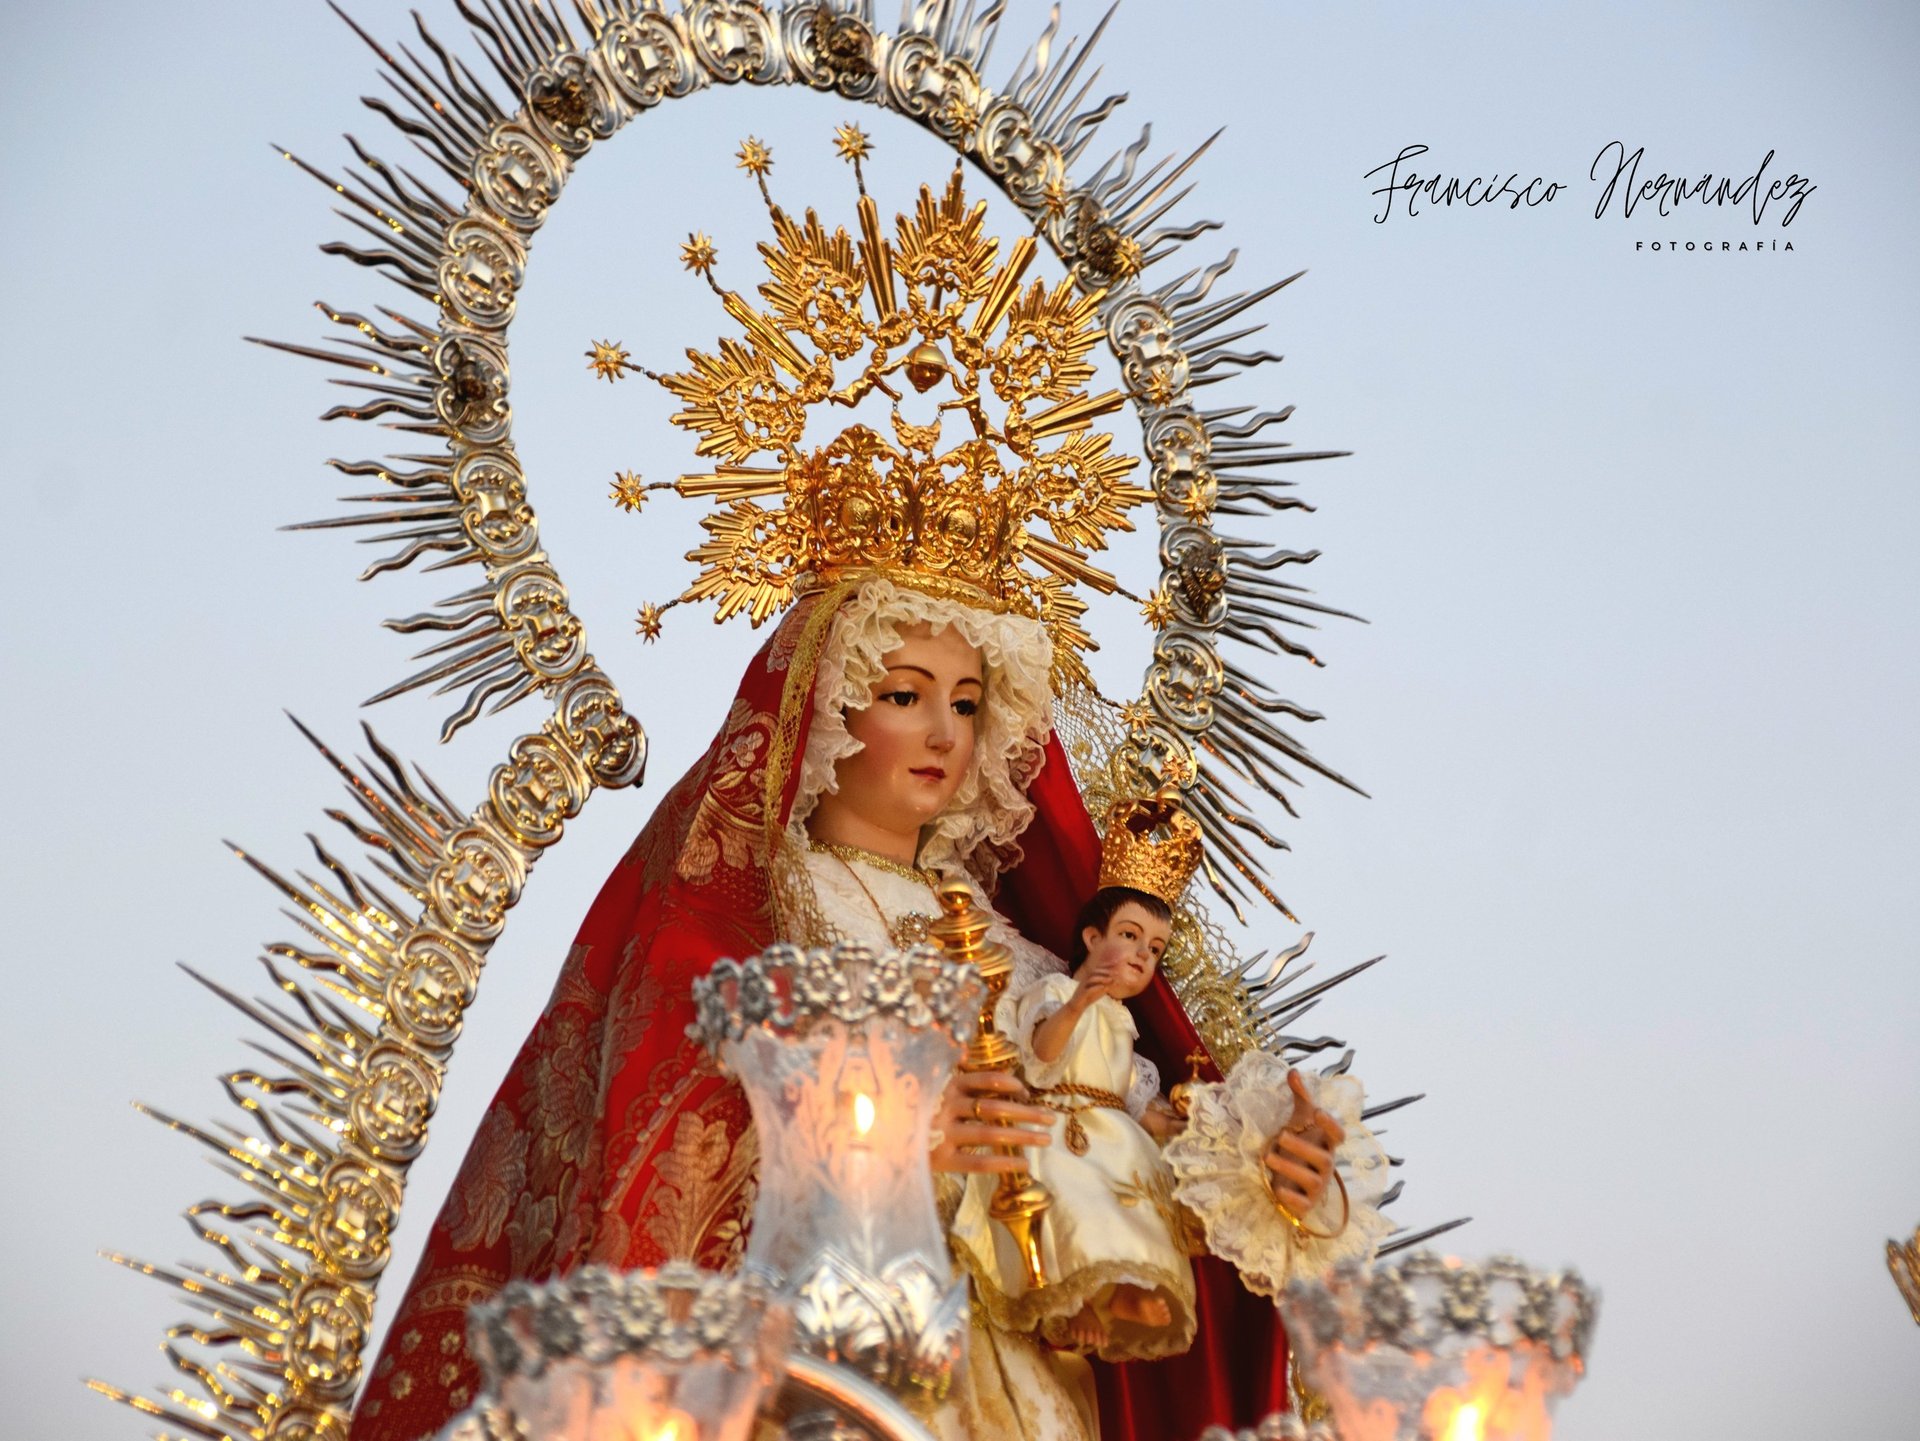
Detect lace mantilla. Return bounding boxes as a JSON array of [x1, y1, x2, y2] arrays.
[[784, 578, 1055, 892]]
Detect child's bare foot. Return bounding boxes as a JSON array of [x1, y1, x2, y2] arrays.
[[1107, 1284, 1173, 1328], [1065, 1303, 1108, 1350]]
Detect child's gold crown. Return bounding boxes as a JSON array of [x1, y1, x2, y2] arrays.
[[1097, 789, 1204, 906]]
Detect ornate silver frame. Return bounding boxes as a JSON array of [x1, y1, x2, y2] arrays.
[[95, 4, 1358, 1435]]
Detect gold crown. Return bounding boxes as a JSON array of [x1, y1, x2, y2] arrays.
[[592, 137, 1154, 683], [1097, 790, 1204, 906]]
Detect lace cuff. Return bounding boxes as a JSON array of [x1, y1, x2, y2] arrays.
[[1163, 1050, 1397, 1297], [1000, 972, 1078, 1090], [1125, 1054, 1162, 1118]]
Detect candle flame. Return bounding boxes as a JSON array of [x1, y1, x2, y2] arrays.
[[1421, 1346, 1554, 1441], [853, 1091, 876, 1136], [1443, 1401, 1486, 1441]]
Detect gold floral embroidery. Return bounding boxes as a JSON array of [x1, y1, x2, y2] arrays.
[[642, 1112, 738, 1260], [600, 957, 665, 1097], [635, 757, 715, 893], [531, 1010, 597, 1172], [506, 1191, 559, 1276], [445, 1107, 528, 1251], [761, 585, 853, 857], [554, 1181, 596, 1267], [547, 941, 600, 1011], [677, 701, 776, 885], [416, 1266, 507, 1319], [700, 1151, 757, 1272], [588, 1208, 634, 1268], [766, 607, 808, 672], [602, 1050, 705, 1215], [1111, 1166, 1194, 1253]]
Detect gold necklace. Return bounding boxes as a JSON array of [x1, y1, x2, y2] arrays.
[[808, 839, 936, 886], [811, 843, 937, 948]]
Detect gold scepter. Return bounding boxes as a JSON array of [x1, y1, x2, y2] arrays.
[[927, 880, 1051, 1290]]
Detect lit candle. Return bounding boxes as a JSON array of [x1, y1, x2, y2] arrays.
[[1421, 1347, 1552, 1441], [645, 1409, 696, 1441], [840, 1078, 879, 1222], [1442, 1401, 1486, 1441], [836, 1042, 883, 1203]]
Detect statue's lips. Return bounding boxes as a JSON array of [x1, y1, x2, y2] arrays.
[[909, 766, 947, 782]]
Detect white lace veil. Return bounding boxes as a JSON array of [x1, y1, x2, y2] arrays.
[[785, 577, 1056, 889]]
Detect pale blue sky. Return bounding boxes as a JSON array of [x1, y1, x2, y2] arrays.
[[4, 3, 1917, 1438]]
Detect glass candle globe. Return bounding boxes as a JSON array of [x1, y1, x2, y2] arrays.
[[1282, 1253, 1598, 1441], [690, 942, 982, 1407]]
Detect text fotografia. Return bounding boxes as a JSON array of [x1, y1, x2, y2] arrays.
[[1365, 142, 1814, 231], [1637, 239, 1793, 254]]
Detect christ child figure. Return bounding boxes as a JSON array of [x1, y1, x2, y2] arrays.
[[959, 793, 1204, 1361]]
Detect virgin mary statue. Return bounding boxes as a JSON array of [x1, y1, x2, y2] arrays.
[[349, 164, 1371, 1441]]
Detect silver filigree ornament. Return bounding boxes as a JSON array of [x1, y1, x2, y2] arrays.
[[689, 942, 985, 1049], [470, 1264, 776, 1378], [1282, 1252, 1600, 1441], [1196, 1413, 1338, 1441], [443, 1263, 792, 1441]]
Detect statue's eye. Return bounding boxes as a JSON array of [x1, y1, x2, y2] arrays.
[[953, 698, 979, 717], [880, 689, 917, 707]]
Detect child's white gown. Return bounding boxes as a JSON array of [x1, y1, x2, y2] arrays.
[[954, 973, 1197, 1362]]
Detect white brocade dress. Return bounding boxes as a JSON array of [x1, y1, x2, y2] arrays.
[[800, 850, 1098, 1441], [953, 976, 1196, 1363]]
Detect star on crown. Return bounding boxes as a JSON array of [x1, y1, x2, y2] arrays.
[[590, 140, 1154, 684]]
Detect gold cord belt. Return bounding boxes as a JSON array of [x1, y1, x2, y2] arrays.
[[1035, 1083, 1129, 1155]]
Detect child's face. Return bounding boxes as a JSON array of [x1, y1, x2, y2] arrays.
[[1080, 900, 1171, 1000]]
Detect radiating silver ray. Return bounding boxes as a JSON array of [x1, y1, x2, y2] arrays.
[[1377, 1217, 1474, 1257], [107, 4, 1378, 1433]]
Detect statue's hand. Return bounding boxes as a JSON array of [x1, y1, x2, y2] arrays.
[[930, 1069, 1054, 1175], [1263, 1068, 1345, 1217], [1071, 958, 1120, 1009], [1139, 1095, 1185, 1144]]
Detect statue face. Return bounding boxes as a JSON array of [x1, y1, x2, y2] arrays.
[[824, 622, 983, 856], [1079, 900, 1171, 1000]]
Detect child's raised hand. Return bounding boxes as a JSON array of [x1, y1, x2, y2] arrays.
[[1072, 959, 1121, 1007]]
